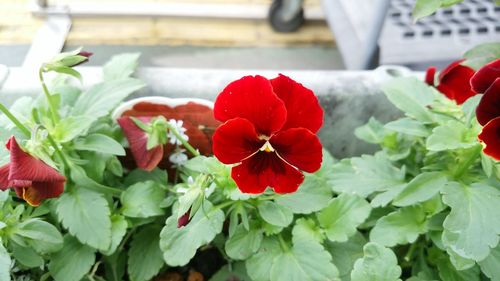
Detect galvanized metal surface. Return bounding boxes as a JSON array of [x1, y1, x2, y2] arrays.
[[0, 66, 415, 157]]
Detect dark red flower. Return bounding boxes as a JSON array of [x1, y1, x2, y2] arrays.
[[476, 78, 500, 161], [0, 136, 66, 206], [117, 116, 164, 171], [426, 60, 476, 105], [212, 74, 323, 194], [71, 51, 93, 67], [471, 59, 500, 94], [177, 208, 191, 228]]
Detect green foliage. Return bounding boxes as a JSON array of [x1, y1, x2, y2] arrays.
[[159, 201, 224, 266], [57, 188, 112, 251], [257, 201, 293, 227], [48, 236, 96, 281], [351, 242, 402, 281], [121, 181, 166, 218], [0, 241, 11, 281], [128, 225, 164, 281], [413, 0, 463, 20]]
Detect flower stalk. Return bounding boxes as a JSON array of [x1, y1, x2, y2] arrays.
[[0, 103, 30, 137]]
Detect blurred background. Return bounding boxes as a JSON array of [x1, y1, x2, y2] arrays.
[[0, 0, 499, 70]]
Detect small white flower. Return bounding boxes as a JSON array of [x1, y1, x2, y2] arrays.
[[169, 149, 188, 165], [167, 119, 189, 145]]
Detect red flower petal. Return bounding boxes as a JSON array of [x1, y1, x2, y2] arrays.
[[471, 59, 500, 93], [0, 164, 9, 191], [425, 67, 436, 86], [214, 75, 287, 136], [270, 74, 324, 133], [212, 118, 263, 164], [436, 61, 476, 105], [231, 152, 304, 194], [177, 208, 191, 228], [271, 128, 323, 173], [117, 117, 164, 171], [7, 137, 66, 183], [476, 78, 500, 126], [478, 117, 500, 161], [15, 181, 65, 206]]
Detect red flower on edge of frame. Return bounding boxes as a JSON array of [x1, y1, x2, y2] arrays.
[[117, 116, 164, 171], [212, 74, 323, 194], [425, 60, 476, 105], [474, 60, 500, 161], [0, 136, 66, 206]]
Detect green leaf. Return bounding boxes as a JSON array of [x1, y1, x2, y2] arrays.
[[426, 121, 477, 151], [276, 173, 332, 214], [327, 232, 366, 281], [71, 78, 145, 120], [128, 225, 164, 281], [463, 42, 500, 70], [330, 155, 405, 197], [436, 255, 479, 281], [370, 206, 428, 247], [246, 237, 281, 281], [370, 184, 406, 207], [351, 242, 402, 281], [292, 218, 324, 244], [49, 235, 96, 281], [12, 242, 43, 268], [413, 0, 442, 20], [393, 172, 447, 206], [159, 201, 224, 266], [103, 53, 141, 80], [0, 241, 11, 281], [258, 201, 293, 227], [124, 168, 167, 186], [12, 218, 63, 254], [209, 263, 250, 281], [225, 224, 263, 260], [48, 65, 82, 82], [382, 77, 435, 123], [354, 117, 385, 144], [121, 181, 166, 218], [270, 239, 340, 281], [102, 215, 128, 256], [384, 118, 430, 137], [317, 194, 371, 242], [74, 134, 126, 156], [52, 116, 95, 143], [441, 182, 500, 261], [479, 244, 500, 281], [57, 188, 112, 251]]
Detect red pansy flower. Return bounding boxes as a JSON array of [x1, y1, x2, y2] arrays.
[[0, 136, 66, 206], [117, 116, 164, 171], [212, 74, 323, 194], [476, 78, 500, 161], [425, 60, 476, 104], [471, 59, 500, 94]]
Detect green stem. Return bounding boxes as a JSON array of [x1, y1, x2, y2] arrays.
[[214, 201, 235, 211], [404, 241, 418, 262], [0, 103, 30, 137], [166, 122, 200, 157], [38, 67, 59, 124], [45, 132, 70, 170], [452, 145, 482, 179], [277, 234, 290, 252]]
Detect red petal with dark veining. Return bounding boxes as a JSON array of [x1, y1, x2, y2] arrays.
[[214, 75, 287, 136], [478, 116, 500, 161], [471, 59, 500, 94], [476, 78, 500, 126], [7, 137, 66, 183], [17, 181, 65, 206], [270, 74, 324, 133], [425, 67, 436, 86], [436, 61, 476, 105], [117, 117, 164, 171], [0, 164, 10, 191], [212, 117, 263, 164], [231, 152, 304, 194], [271, 128, 323, 173]]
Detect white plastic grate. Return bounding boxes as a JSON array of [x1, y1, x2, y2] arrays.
[[379, 0, 500, 65]]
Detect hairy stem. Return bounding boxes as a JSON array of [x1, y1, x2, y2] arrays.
[[0, 103, 30, 137], [38, 67, 59, 124]]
